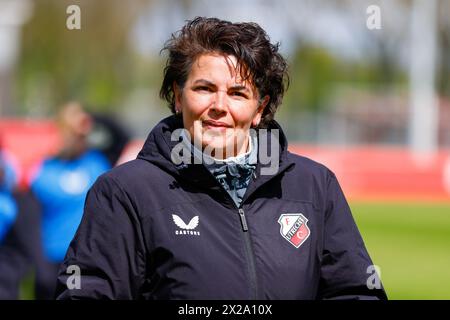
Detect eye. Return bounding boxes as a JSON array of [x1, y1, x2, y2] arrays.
[[231, 91, 248, 98], [194, 86, 213, 92]]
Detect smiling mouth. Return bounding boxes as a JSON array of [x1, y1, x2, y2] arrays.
[[202, 120, 232, 129]]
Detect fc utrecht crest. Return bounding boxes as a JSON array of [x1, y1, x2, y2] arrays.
[[278, 213, 310, 248]]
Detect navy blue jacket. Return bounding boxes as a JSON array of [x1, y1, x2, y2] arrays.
[[55, 115, 387, 300]]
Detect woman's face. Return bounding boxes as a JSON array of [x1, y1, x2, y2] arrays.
[[174, 53, 268, 159]]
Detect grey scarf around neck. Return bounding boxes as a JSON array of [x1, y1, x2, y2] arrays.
[[180, 130, 258, 207]]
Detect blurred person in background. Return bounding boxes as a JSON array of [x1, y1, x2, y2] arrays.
[[0, 147, 18, 245], [55, 17, 386, 300], [29, 102, 111, 299], [89, 113, 132, 167], [0, 143, 28, 300]]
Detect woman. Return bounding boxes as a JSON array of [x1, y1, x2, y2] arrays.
[[56, 17, 387, 300]]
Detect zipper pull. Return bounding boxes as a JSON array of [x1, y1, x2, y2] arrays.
[[238, 209, 248, 232]]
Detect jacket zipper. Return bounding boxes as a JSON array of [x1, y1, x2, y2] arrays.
[[238, 208, 248, 231], [204, 170, 268, 300], [212, 186, 259, 299], [238, 208, 258, 299]]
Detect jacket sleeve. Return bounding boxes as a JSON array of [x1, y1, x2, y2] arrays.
[[55, 174, 146, 300], [317, 170, 387, 300]]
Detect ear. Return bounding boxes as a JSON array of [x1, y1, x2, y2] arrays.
[[252, 95, 269, 127], [173, 82, 182, 113]]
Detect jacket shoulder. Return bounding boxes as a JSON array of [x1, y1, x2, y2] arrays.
[[95, 158, 170, 191], [281, 152, 339, 210], [287, 152, 334, 179]]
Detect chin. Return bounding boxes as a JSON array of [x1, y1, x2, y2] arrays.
[[201, 131, 227, 144], [202, 138, 227, 150], [202, 139, 233, 157]]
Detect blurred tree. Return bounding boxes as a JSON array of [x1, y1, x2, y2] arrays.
[[437, 0, 450, 98], [14, 0, 147, 115], [282, 44, 407, 115], [283, 46, 337, 112]]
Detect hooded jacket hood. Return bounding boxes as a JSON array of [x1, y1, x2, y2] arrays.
[[136, 115, 295, 198]]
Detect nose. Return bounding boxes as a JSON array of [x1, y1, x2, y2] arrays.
[[210, 91, 227, 114]]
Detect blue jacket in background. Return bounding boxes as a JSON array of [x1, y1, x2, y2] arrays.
[[0, 153, 18, 243], [30, 150, 110, 262]]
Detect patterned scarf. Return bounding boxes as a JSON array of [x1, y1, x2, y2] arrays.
[[180, 130, 258, 207]]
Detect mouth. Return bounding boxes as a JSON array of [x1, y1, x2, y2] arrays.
[[202, 120, 232, 130]]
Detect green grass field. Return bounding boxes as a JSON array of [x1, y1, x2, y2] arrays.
[[19, 201, 450, 300], [350, 201, 450, 300]]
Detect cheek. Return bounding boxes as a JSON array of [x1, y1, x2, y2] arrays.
[[229, 105, 258, 127], [182, 93, 211, 115]]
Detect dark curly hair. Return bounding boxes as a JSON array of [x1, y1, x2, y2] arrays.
[[159, 17, 289, 128]]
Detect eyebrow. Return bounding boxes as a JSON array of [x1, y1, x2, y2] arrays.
[[192, 79, 251, 93], [193, 79, 214, 86], [229, 85, 250, 93]]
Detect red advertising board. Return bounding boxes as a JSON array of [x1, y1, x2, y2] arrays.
[[2, 119, 450, 202]]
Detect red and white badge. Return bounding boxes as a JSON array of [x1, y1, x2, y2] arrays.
[[278, 213, 310, 248]]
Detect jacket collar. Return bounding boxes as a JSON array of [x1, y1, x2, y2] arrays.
[[137, 115, 295, 204]]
